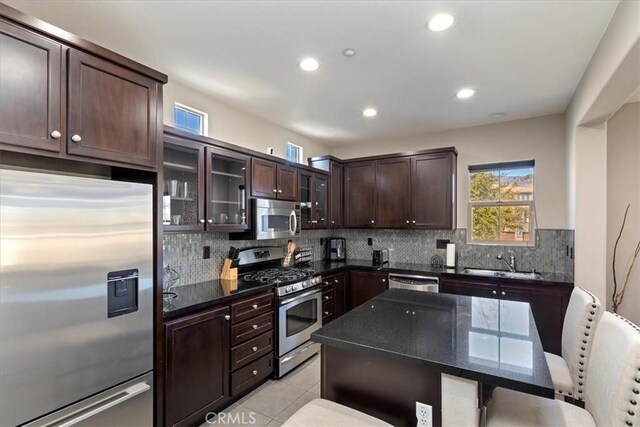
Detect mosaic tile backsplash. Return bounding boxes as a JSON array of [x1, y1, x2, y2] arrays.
[[163, 228, 574, 287]]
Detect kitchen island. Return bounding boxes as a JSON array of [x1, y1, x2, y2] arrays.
[[311, 288, 554, 426]]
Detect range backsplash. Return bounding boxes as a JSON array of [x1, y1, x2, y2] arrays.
[[163, 228, 574, 287]]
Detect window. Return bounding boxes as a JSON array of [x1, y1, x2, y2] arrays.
[[174, 103, 207, 136], [286, 142, 304, 163], [467, 160, 535, 245]]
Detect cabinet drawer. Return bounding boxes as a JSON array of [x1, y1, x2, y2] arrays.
[[231, 312, 273, 346], [231, 353, 273, 397], [322, 303, 334, 324], [231, 331, 274, 371], [231, 293, 274, 324], [322, 288, 334, 305]]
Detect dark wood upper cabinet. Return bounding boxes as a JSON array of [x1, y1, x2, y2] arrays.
[[344, 161, 377, 228], [348, 270, 388, 310], [251, 159, 297, 200], [277, 164, 298, 201], [251, 158, 278, 198], [376, 158, 411, 228], [206, 147, 250, 232], [411, 152, 456, 229], [329, 161, 343, 228], [0, 19, 63, 152], [165, 305, 230, 427], [67, 49, 160, 168]]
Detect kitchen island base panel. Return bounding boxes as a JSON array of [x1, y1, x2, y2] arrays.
[[321, 346, 443, 427]]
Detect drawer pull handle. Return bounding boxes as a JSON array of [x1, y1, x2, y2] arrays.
[[334, 279, 338, 283], [252, 346, 258, 352], [324, 296, 330, 300], [252, 304, 258, 309], [324, 311, 329, 316], [501, 291, 506, 296], [252, 324, 258, 330], [252, 370, 258, 376], [492, 290, 497, 295], [224, 315, 230, 320]]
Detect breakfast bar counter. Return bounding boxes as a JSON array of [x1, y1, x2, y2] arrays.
[[311, 288, 555, 426]]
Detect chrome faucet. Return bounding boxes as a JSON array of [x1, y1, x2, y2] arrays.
[[497, 253, 516, 272]]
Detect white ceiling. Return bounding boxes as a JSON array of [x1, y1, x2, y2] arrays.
[[6, 0, 618, 144]]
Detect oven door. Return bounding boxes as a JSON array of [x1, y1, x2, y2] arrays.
[[278, 289, 322, 356], [255, 199, 300, 240]]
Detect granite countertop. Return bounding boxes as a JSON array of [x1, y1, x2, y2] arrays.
[[163, 279, 273, 319], [311, 288, 555, 398], [306, 259, 574, 286], [163, 259, 573, 319]]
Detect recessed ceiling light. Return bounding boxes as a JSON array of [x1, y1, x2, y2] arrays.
[[456, 88, 476, 99], [428, 13, 455, 32], [343, 48, 357, 57], [489, 112, 507, 118], [299, 57, 320, 71], [363, 108, 377, 118]]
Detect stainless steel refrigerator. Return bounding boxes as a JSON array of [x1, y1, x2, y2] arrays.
[[0, 168, 154, 426]]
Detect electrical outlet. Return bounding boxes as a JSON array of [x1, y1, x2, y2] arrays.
[[367, 238, 373, 246], [416, 402, 432, 427], [320, 238, 327, 246], [203, 246, 211, 259]]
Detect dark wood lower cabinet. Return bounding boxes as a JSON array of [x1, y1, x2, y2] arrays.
[[321, 273, 348, 324], [348, 270, 388, 310], [440, 277, 572, 355], [165, 306, 230, 427]]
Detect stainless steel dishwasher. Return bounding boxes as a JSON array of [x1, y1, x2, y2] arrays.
[[388, 273, 439, 292]]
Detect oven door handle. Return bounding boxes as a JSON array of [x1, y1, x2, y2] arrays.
[[289, 210, 297, 235], [280, 289, 320, 306]]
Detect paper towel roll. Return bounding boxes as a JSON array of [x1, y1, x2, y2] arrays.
[[446, 243, 456, 268]]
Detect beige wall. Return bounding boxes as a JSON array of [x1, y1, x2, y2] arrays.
[[607, 102, 640, 324], [565, 0, 640, 305], [330, 114, 567, 230], [164, 80, 330, 161]]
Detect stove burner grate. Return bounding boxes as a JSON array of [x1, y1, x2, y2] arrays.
[[242, 268, 315, 285]]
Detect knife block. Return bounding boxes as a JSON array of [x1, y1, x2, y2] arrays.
[[220, 258, 238, 281]]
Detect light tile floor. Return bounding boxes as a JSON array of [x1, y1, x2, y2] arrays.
[[200, 354, 320, 426]]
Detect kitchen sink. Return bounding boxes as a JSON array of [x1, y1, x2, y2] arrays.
[[462, 268, 543, 280]]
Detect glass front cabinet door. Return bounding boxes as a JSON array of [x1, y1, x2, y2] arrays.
[[314, 174, 328, 228], [163, 139, 205, 231], [299, 172, 313, 229], [206, 147, 250, 232]]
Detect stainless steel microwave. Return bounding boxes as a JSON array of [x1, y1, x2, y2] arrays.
[[253, 198, 301, 240]]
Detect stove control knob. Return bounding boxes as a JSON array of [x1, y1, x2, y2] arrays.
[[286, 286, 293, 293]]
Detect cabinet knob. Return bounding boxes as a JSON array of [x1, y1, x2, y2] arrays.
[[252, 324, 258, 330], [406, 220, 410, 224], [252, 346, 258, 352], [50, 130, 61, 139], [273, 189, 278, 193], [224, 315, 230, 320], [208, 219, 213, 224], [252, 370, 258, 376], [412, 220, 416, 224], [501, 291, 506, 296], [324, 281, 329, 285], [71, 134, 82, 143], [334, 279, 338, 283], [320, 218, 325, 222], [492, 290, 497, 295], [324, 296, 330, 300], [382, 278, 386, 283], [311, 220, 318, 224], [199, 219, 205, 224], [278, 189, 283, 193], [331, 220, 335, 224], [252, 304, 258, 309], [371, 220, 375, 224], [324, 311, 329, 316]]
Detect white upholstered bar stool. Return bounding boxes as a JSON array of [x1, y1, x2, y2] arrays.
[[545, 287, 602, 401], [487, 312, 640, 427], [282, 398, 392, 427]]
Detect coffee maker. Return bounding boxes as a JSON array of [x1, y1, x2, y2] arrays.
[[326, 238, 347, 261]]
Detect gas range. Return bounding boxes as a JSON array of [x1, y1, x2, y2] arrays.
[[240, 267, 322, 297]]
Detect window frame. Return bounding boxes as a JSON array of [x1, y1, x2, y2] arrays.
[[174, 102, 208, 136], [286, 142, 304, 164], [466, 162, 536, 246]]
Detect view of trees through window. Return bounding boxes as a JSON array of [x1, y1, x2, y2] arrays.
[[469, 165, 534, 243]]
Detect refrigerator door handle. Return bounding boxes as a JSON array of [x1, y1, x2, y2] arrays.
[[53, 382, 150, 427]]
